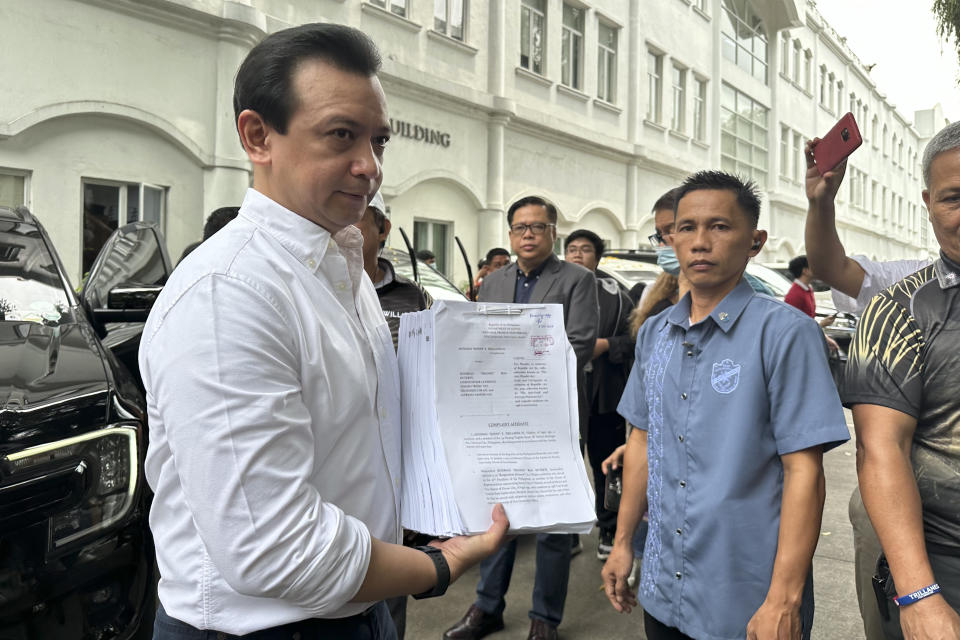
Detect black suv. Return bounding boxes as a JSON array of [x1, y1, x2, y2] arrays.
[[1, 206, 169, 639]]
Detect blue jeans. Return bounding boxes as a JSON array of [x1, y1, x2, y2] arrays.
[[474, 533, 572, 627], [153, 602, 398, 640]]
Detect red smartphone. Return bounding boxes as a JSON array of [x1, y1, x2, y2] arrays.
[[813, 112, 862, 175]]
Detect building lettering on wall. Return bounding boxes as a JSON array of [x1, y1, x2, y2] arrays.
[[389, 118, 451, 148]]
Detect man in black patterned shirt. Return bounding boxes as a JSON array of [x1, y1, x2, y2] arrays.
[[844, 120, 960, 640]]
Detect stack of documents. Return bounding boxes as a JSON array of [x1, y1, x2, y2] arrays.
[[398, 300, 596, 537]]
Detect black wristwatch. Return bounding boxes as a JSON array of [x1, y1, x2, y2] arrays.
[[412, 545, 450, 600]]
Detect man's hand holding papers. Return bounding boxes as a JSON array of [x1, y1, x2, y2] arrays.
[[398, 301, 596, 537]]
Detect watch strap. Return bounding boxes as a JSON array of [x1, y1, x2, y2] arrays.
[[412, 545, 450, 600]]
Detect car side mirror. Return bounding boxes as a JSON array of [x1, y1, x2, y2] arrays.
[[91, 283, 162, 323]]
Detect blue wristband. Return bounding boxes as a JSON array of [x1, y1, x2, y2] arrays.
[[894, 583, 941, 607]]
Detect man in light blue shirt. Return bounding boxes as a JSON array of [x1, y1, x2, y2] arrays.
[[601, 171, 849, 640]]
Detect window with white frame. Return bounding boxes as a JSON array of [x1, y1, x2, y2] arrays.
[[872, 116, 879, 148], [693, 78, 707, 141], [883, 124, 889, 156], [819, 66, 827, 105], [721, 0, 768, 83], [792, 40, 801, 84], [434, 0, 466, 40], [780, 33, 790, 76], [848, 167, 867, 208], [828, 73, 835, 112], [597, 22, 617, 102], [898, 140, 904, 166], [520, 0, 546, 74], [414, 219, 449, 275], [804, 49, 812, 92], [561, 4, 584, 89], [369, 0, 407, 18], [780, 126, 790, 177], [82, 179, 166, 275], [672, 64, 687, 131], [793, 131, 803, 182], [836, 81, 843, 114], [647, 49, 663, 122], [721, 83, 768, 186], [871, 180, 878, 216], [0, 171, 27, 208], [898, 195, 904, 226]]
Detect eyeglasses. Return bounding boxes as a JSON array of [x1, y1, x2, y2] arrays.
[[565, 245, 596, 255], [509, 222, 556, 236], [647, 231, 673, 248]]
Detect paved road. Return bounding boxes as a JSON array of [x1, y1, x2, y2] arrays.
[[406, 411, 866, 639]]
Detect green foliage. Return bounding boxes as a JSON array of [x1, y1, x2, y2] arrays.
[[933, 0, 960, 72]]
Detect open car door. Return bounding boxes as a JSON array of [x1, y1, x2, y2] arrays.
[[79, 222, 171, 384]]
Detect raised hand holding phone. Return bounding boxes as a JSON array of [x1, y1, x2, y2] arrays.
[[812, 112, 862, 175]]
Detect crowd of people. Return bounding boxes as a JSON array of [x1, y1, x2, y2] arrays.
[[140, 22, 959, 640]]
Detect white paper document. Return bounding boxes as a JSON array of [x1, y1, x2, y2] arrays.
[[398, 300, 596, 537]]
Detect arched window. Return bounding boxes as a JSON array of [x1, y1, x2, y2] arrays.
[[721, 0, 768, 83]]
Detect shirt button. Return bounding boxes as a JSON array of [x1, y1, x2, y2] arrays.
[[307, 259, 316, 268], [675, 572, 682, 579], [681, 392, 688, 400], [337, 281, 348, 291], [679, 480, 686, 487], [687, 351, 694, 357], [395, 477, 401, 488], [678, 435, 684, 442], [380, 407, 388, 419], [676, 528, 683, 535]]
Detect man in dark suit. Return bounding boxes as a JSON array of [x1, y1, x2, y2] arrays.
[[444, 196, 598, 640]]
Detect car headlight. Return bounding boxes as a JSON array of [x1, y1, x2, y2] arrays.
[[3, 425, 139, 549]]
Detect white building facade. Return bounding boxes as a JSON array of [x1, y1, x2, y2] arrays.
[[0, 0, 945, 287]]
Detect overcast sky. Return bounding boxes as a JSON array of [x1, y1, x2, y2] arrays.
[[814, 0, 960, 124]]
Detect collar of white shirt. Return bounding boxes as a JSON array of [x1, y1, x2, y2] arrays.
[[238, 188, 366, 293], [792, 278, 812, 292]]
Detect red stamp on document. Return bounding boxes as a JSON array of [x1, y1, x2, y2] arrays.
[[530, 335, 555, 355]]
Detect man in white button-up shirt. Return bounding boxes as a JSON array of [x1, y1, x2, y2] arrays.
[[141, 24, 506, 639]]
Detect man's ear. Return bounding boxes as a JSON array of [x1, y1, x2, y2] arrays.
[[922, 189, 931, 218], [237, 109, 272, 166], [749, 230, 768, 256], [380, 217, 392, 244]]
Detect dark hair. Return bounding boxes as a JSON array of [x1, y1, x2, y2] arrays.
[[477, 258, 489, 270], [507, 196, 558, 225], [233, 24, 382, 136], [416, 249, 435, 261], [564, 229, 605, 259], [788, 255, 809, 279], [203, 207, 240, 240], [486, 247, 510, 262], [369, 208, 387, 234], [652, 187, 681, 213], [674, 171, 761, 228]]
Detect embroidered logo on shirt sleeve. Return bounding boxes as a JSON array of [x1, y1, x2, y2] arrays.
[[711, 358, 741, 394]]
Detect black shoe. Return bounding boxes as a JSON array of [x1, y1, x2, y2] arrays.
[[443, 605, 505, 640], [527, 618, 559, 640], [596, 530, 614, 560]]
